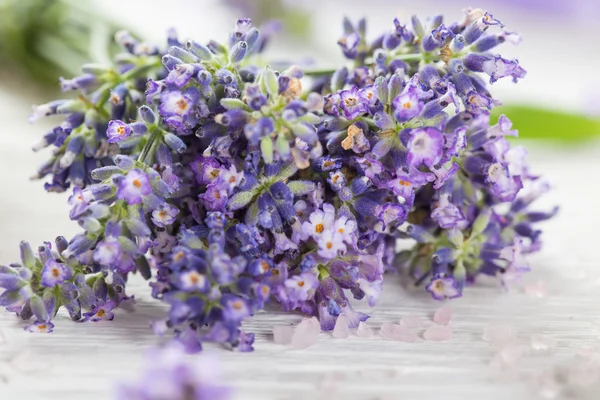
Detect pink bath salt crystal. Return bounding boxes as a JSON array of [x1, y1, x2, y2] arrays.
[[530, 334, 558, 352], [530, 371, 561, 399], [489, 344, 524, 369], [423, 325, 453, 341], [332, 314, 350, 339], [381, 323, 418, 343], [524, 281, 548, 298], [273, 325, 295, 345], [290, 317, 320, 349], [356, 321, 373, 338], [400, 314, 423, 329], [433, 305, 452, 325], [482, 323, 517, 349], [380, 322, 396, 339]]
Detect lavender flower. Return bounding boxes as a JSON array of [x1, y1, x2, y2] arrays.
[[115, 345, 230, 400], [0, 12, 555, 350]]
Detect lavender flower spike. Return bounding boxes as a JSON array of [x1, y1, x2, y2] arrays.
[[0, 12, 554, 349]]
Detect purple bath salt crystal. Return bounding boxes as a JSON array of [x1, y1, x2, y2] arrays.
[[273, 325, 295, 345], [332, 313, 350, 339], [290, 317, 320, 349], [400, 315, 423, 329], [356, 321, 373, 338], [433, 305, 452, 326], [423, 325, 453, 341]]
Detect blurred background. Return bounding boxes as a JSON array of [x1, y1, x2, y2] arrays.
[[0, 0, 599, 258]]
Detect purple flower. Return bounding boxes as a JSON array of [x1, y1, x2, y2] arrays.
[[200, 185, 228, 211], [431, 195, 466, 229], [116, 345, 230, 400], [463, 54, 526, 84], [486, 162, 523, 201], [159, 87, 200, 119], [283, 272, 319, 303], [431, 162, 460, 190], [376, 203, 408, 230], [338, 31, 361, 59], [221, 296, 250, 323], [324, 93, 340, 117], [332, 216, 357, 244], [25, 321, 55, 333], [84, 299, 116, 322], [392, 87, 423, 122], [116, 169, 152, 205], [406, 127, 444, 168], [190, 156, 226, 185], [93, 240, 121, 266], [106, 120, 132, 143], [151, 203, 180, 227], [358, 85, 379, 108], [40, 260, 72, 288], [302, 204, 335, 240], [179, 270, 209, 292], [426, 274, 462, 300], [339, 87, 368, 119], [68, 187, 93, 219], [220, 165, 244, 194], [317, 230, 347, 259]]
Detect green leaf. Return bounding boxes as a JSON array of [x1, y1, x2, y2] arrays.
[[228, 191, 256, 211], [492, 105, 600, 142], [260, 136, 274, 164], [275, 161, 298, 180], [220, 98, 251, 111], [245, 201, 260, 225], [288, 180, 316, 196]]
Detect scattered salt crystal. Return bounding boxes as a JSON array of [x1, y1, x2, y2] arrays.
[[400, 314, 423, 329], [273, 325, 295, 345], [332, 314, 350, 339], [530, 334, 558, 352], [423, 325, 453, 341], [563, 354, 600, 387], [381, 323, 418, 343], [290, 317, 320, 349], [531, 370, 561, 399], [356, 321, 373, 338], [482, 323, 517, 349], [433, 305, 452, 326], [380, 322, 396, 339], [524, 281, 548, 298], [489, 344, 524, 369]]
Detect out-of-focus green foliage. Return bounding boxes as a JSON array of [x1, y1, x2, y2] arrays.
[[493, 105, 600, 143], [0, 0, 122, 84]]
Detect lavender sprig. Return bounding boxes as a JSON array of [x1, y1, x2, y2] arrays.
[[0, 11, 555, 352]]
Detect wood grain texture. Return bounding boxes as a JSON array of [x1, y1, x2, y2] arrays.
[[1, 80, 600, 400]]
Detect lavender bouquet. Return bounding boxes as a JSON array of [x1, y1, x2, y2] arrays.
[[0, 9, 555, 352]]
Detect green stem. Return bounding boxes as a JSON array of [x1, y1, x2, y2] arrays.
[[137, 129, 161, 164], [303, 68, 337, 77]]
